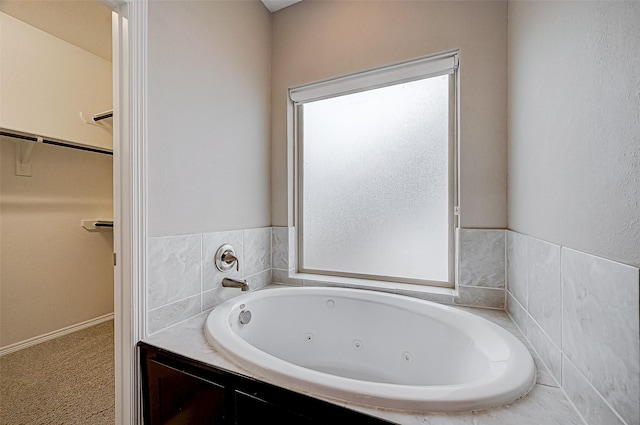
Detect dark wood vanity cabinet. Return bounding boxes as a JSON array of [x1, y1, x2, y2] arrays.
[[139, 343, 394, 425], [145, 359, 225, 424]]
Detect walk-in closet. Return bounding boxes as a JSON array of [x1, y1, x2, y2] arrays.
[[0, 1, 115, 423]]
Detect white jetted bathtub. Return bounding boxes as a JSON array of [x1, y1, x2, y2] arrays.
[[204, 286, 535, 412]]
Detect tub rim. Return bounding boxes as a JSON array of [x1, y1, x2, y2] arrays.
[[204, 286, 536, 412]]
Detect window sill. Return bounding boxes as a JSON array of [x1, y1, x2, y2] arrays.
[[274, 271, 457, 304]]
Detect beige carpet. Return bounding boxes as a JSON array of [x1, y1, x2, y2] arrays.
[[0, 320, 115, 425]]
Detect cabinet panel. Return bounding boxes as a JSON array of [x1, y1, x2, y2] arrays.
[[147, 359, 226, 425], [235, 390, 319, 425], [139, 343, 393, 425]]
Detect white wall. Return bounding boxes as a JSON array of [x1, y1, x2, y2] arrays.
[[271, 1, 508, 229], [147, 0, 272, 237], [0, 13, 113, 151], [0, 13, 113, 348], [508, 1, 640, 267]]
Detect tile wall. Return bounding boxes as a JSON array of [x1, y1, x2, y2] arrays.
[[272, 227, 508, 310], [146, 225, 639, 425], [456, 229, 506, 308], [147, 227, 272, 334], [146, 226, 509, 336], [506, 231, 639, 425]]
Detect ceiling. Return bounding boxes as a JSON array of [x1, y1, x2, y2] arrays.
[[0, 0, 112, 61], [261, 0, 302, 13], [0, 0, 301, 62]]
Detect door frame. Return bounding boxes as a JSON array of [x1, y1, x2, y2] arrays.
[[103, 0, 147, 423]]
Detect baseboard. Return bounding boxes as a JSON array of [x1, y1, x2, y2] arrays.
[[0, 313, 114, 357]]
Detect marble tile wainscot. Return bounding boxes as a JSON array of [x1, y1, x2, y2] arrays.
[[506, 230, 639, 425], [147, 227, 273, 335], [145, 226, 637, 424], [272, 227, 508, 310]]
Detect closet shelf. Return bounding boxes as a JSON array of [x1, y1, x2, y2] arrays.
[[0, 127, 113, 156]]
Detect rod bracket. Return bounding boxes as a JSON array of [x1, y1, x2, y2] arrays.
[[79, 110, 113, 126], [15, 138, 40, 177], [82, 220, 114, 231]]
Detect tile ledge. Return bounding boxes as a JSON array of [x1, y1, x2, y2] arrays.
[[290, 272, 457, 297]]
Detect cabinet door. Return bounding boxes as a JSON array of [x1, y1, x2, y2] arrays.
[[147, 359, 226, 425], [235, 391, 320, 425]]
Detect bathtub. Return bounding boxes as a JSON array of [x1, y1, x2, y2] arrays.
[[204, 286, 535, 412]]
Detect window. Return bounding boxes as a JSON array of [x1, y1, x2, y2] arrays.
[[291, 51, 458, 287]]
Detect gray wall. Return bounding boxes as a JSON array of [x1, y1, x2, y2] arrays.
[[271, 1, 508, 229], [508, 1, 640, 267], [147, 1, 272, 237], [508, 4, 640, 422]]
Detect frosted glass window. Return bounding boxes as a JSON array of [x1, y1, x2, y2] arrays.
[[299, 74, 452, 284]]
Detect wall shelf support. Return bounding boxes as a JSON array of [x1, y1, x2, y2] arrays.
[[82, 220, 114, 231], [15, 138, 40, 177], [79, 110, 113, 126]]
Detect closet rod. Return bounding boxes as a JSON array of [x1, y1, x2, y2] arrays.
[[95, 222, 114, 228], [93, 110, 113, 122], [0, 128, 113, 156]]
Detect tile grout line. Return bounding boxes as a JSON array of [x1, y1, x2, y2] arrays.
[[560, 245, 564, 389], [510, 232, 635, 425], [200, 233, 204, 313], [508, 288, 562, 362], [507, 286, 630, 425], [504, 230, 508, 311], [506, 290, 561, 388], [149, 229, 276, 316], [148, 292, 201, 314], [562, 352, 630, 425]]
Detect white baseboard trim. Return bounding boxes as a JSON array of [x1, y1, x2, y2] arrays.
[[0, 312, 114, 357]]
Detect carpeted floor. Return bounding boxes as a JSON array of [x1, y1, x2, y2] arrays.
[[0, 320, 115, 425]]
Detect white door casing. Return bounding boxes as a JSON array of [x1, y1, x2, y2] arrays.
[[105, 0, 147, 423]]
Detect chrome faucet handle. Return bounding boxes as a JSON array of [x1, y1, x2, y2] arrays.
[[221, 251, 239, 271], [215, 244, 239, 272]]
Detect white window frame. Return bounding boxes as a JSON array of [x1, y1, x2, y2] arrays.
[[290, 51, 460, 288]]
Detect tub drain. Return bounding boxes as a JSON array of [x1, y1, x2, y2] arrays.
[[402, 351, 413, 363], [353, 340, 363, 350], [304, 333, 314, 343], [239, 310, 252, 325]]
